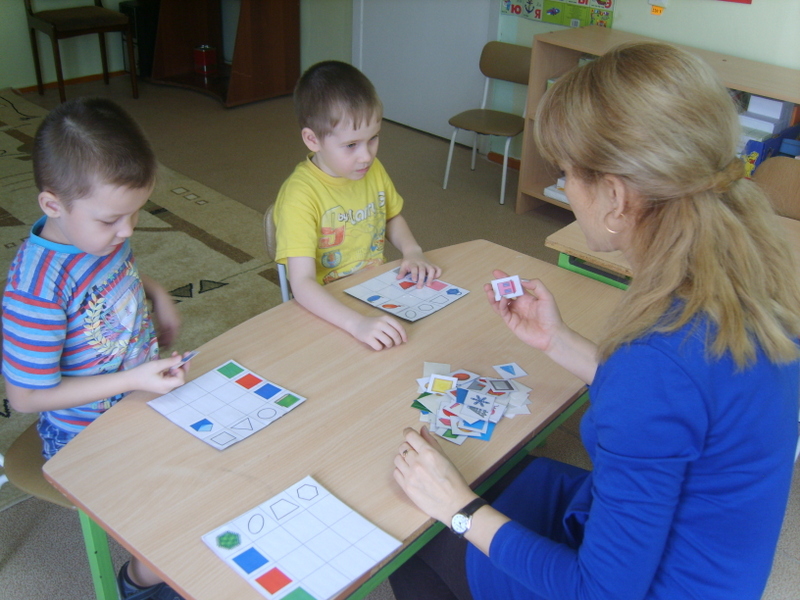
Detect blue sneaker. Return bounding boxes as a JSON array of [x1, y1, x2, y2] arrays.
[[117, 561, 185, 600]]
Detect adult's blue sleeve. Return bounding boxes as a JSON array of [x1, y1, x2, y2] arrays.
[[484, 343, 706, 600]]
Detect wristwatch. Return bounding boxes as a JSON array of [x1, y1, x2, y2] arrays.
[[450, 497, 488, 537]]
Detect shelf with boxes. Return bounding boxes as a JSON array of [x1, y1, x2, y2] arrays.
[[516, 26, 800, 214]]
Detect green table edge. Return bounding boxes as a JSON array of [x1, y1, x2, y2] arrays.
[[557, 252, 630, 290]]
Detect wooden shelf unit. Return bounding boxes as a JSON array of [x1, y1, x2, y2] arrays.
[[151, 0, 299, 108], [517, 26, 800, 214]]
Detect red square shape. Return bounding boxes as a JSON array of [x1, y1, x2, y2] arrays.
[[236, 373, 262, 389], [256, 568, 292, 594]]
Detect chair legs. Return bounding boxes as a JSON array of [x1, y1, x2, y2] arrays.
[[0, 452, 7, 488], [49, 35, 67, 103], [500, 136, 512, 205], [124, 25, 139, 99], [443, 129, 512, 204], [471, 132, 478, 171], [29, 29, 45, 96], [98, 33, 110, 85], [442, 128, 458, 190], [28, 27, 138, 103], [277, 263, 291, 303]]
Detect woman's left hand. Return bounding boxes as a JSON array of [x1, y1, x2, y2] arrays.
[[393, 426, 478, 524]]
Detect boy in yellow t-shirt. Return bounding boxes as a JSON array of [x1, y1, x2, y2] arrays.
[[275, 61, 440, 351]]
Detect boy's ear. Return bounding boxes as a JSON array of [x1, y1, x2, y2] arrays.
[[38, 191, 67, 218], [301, 127, 322, 152]]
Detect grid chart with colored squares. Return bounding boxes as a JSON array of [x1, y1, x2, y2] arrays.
[[147, 360, 306, 450], [203, 476, 401, 600], [344, 267, 469, 322]]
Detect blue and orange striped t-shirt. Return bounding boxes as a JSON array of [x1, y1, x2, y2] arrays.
[[2, 217, 158, 434]]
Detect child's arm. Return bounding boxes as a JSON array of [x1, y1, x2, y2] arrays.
[[5, 353, 188, 414], [142, 274, 180, 349], [385, 215, 441, 288], [287, 256, 407, 351]]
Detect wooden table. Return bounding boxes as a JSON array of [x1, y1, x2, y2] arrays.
[[546, 216, 800, 286], [43, 240, 623, 600]]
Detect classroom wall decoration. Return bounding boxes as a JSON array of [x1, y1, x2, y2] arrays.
[[501, 0, 614, 28]]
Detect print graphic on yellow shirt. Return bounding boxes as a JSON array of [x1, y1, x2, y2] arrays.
[[274, 157, 404, 285], [318, 206, 345, 250]]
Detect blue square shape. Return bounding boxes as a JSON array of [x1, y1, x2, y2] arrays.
[[232, 547, 269, 574], [255, 383, 281, 400]]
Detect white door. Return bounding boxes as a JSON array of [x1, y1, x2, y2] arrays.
[[352, 0, 498, 142]]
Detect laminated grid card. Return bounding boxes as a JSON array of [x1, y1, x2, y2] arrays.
[[344, 267, 469, 322], [203, 476, 402, 600], [147, 360, 306, 450]]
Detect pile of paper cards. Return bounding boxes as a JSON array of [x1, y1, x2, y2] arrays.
[[412, 362, 532, 445]]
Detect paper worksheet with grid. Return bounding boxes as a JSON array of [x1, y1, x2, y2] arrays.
[[148, 360, 306, 450], [203, 476, 401, 600], [344, 267, 469, 322]]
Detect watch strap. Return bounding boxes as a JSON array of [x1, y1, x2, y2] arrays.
[[452, 497, 488, 535]]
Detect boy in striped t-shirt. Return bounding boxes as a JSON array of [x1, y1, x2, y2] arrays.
[[2, 97, 188, 600]]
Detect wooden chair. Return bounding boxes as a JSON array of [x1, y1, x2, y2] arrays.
[[442, 41, 531, 205], [3, 422, 119, 599], [24, 0, 139, 103], [264, 203, 291, 303], [753, 156, 800, 220]]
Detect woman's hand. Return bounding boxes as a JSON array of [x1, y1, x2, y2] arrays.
[[486, 270, 600, 385], [484, 270, 564, 352], [393, 426, 478, 524]]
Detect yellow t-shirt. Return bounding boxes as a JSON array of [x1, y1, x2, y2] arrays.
[[274, 156, 404, 285]]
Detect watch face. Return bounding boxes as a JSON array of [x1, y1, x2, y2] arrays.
[[452, 513, 470, 534]]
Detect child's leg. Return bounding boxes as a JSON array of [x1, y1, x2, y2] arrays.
[[127, 555, 163, 587], [118, 556, 184, 599], [37, 416, 75, 459]]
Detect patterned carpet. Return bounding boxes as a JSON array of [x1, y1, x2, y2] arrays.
[[0, 89, 284, 510]]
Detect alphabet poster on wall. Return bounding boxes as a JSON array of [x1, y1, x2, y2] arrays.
[[501, 1, 614, 28]]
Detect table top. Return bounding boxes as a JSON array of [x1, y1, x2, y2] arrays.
[[44, 239, 623, 600], [546, 215, 800, 279]]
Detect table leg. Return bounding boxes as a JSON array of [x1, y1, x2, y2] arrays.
[[79, 509, 120, 600]]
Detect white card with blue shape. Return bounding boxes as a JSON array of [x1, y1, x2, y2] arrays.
[[344, 267, 469, 322], [492, 362, 528, 379]]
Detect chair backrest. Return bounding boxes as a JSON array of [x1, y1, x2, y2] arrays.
[[263, 203, 292, 302], [264, 203, 278, 261], [25, 0, 104, 16], [753, 156, 800, 220], [479, 41, 531, 86]]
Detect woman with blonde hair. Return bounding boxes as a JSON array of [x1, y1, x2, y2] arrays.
[[390, 42, 800, 600]]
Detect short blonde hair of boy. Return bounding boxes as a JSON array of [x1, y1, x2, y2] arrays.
[[535, 42, 800, 367], [294, 60, 383, 139]]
